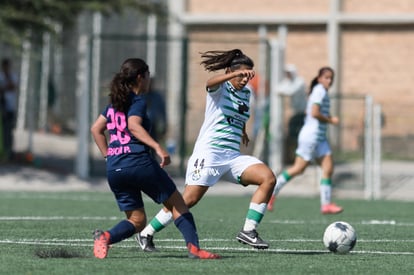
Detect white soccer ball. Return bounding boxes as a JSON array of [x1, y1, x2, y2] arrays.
[[323, 221, 357, 254]]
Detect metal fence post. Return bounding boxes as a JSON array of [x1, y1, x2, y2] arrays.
[[373, 104, 382, 199], [75, 34, 90, 179], [268, 36, 284, 174], [364, 95, 373, 199]]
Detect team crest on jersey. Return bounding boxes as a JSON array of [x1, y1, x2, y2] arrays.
[[238, 102, 249, 114]]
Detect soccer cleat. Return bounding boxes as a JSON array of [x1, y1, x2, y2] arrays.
[[93, 229, 110, 259], [135, 234, 158, 252], [267, 195, 276, 211], [236, 229, 269, 249], [187, 243, 221, 259], [321, 203, 344, 215]]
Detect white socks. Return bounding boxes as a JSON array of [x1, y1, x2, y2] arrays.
[[320, 184, 332, 206], [243, 202, 267, 231], [140, 209, 173, 236], [273, 173, 289, 196]]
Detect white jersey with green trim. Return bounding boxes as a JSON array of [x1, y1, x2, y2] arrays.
[[299, 83, 330, 142], [191, 81, 251, 164]]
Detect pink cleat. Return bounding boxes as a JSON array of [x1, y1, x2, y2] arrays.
[[93, 230, 110, 259], [321, 203, 344, 215], [187, 243, 221, 259]]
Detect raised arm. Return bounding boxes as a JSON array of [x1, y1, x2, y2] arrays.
[[206, 69, 255, 90]]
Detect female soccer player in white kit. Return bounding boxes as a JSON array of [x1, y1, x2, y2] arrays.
[[268, 66, 343, 214], [136, 49, 276, 251]]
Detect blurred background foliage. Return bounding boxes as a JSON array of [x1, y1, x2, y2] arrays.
[[0, 0, 166, 46]]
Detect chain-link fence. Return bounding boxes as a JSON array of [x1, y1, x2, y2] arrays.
[[1, 31, 396, 200]]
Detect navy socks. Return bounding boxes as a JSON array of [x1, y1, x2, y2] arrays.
[[108, 220, 136, 244], [174, 212, 199, 247]]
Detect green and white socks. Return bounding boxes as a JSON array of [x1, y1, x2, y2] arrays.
[[139, 209, 173, 237], [141, 202, 268, 236], [243, 202, 267, 231], [320, 178, 332, 205], [272, 170, 292, 196]]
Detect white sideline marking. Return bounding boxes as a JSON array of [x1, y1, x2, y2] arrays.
[[0, 216, 120, 221], [0, 239, 413, 256], [269, 219, 414, 226], [1, 216, 413, 227], [2, 238, 413, 243], [0, 193, 111, 201]]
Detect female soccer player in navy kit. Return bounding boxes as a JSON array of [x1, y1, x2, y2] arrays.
[[90, 58, 220, 259], [267, 66, 343, 214], [136, 49, 276, 251]]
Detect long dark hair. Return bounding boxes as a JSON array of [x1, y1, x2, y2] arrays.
[[309, 66, 334, 94], [109, 58, 149, 112], [200, 49, 254, 72]]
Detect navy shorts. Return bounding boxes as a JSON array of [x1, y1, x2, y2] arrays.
[[107, 156, 177, 211]]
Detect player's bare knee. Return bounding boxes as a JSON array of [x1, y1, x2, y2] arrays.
[[262, 174, 276, 188], [265, 171, 276, 187]]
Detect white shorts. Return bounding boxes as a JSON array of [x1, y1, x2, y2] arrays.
[[295, 139, 331, 162], [185, 154, 263, 187]]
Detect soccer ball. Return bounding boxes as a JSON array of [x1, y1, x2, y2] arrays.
[[323, 221, 357, 254]]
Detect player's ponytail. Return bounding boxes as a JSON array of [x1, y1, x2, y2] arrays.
[[109, 58, 149, 112], [309, 77, 319, 95], [200, 49, 254, 72]]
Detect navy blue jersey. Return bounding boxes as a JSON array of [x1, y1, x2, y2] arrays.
[[102, 92, 152, 171]]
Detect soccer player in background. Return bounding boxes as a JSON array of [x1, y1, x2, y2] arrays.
[[267, 66, 343, 214], [136, 49, 276, 251], [90, 58, 220, 259]]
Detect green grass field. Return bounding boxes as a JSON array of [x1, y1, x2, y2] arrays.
[[0, 191, 413, 274]]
